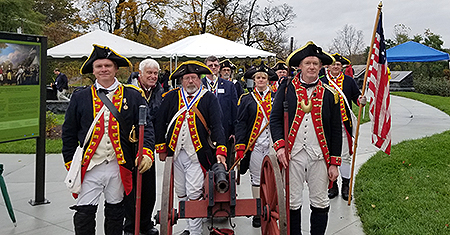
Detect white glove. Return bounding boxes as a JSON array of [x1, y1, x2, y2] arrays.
[[135, 155, 153, 173], [358, 95, 367, 106]]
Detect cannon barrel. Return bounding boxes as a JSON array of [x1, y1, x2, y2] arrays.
[[211, 163, 229, 193]]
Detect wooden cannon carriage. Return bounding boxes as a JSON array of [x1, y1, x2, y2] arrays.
[[155, 155, 288, 234]]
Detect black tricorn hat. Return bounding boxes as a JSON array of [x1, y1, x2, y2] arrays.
[[331, 53, 351, 65], [219, 59, 236, 70], [286, 41, 334, 67], [272, 61, 288, 71], [80, 44, 132, 74], [169, 61, 212, 80], [244, 61, 278, 81]]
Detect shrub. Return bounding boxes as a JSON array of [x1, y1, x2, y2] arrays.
[[46, 111, 58, 135], [413, 75, 450, 97]]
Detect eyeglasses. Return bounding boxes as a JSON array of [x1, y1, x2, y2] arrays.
[[208, 64, 220, 67], [182, 75, 199, 81]]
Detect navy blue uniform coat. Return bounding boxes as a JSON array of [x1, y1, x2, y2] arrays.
[[62, 85, 154, 195], [270, 79, 342, 158], [155, 88, 227, 171]]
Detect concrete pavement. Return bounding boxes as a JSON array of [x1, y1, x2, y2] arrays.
[[1, 95, 450, 235]]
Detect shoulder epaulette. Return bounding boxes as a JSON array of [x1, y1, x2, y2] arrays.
[[73, 85, 90, 94], [123, 84, 145, 98], [162, 87, 180, 98], [322, 83, 339, 104], [237, 92, 250, 106]]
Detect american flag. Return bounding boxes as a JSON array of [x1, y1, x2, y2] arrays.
[[366, 12, 391, 155]]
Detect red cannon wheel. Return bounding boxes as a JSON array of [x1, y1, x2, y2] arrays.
[[260, 155, 288, 235], [158, 156, 176, 235]]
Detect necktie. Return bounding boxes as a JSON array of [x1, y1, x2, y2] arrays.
[[259, 91, 264, 96], [98, 88, 109, 94], [210, 82, 216, 94], [300, 81, 318, 89], [187, 95, 193, 102]]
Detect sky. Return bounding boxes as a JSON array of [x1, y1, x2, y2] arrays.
[[270, 0, 450, 52]]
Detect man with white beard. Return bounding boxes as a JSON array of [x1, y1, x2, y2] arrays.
[[155, 61, 228, 235]]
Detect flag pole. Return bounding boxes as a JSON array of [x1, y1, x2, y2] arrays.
[[347, 1, 383, 206]]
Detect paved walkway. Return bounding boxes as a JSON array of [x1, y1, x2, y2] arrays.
[[1, 95, 450, 235]]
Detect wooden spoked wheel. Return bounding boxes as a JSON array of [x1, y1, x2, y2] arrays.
[[260, 155, 288, 235], [159, 156, 175, 235]]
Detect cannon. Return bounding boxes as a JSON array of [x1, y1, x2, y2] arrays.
[[155, 155, 287, 235]]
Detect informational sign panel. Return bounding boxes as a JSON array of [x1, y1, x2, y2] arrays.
[[0, 33, 43, 143]]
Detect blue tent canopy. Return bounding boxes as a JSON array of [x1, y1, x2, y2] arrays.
[[386, 41, 450, 62]]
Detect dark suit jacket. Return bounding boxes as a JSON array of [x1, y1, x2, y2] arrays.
[[202, 77, 238, 138], [55, 72, 69, 91]]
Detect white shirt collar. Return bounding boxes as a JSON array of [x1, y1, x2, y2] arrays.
[[95, 78, 120, 92], [299, 76, 319, 85], [256, 86, 270, 97], [206, 75, 218, 84]]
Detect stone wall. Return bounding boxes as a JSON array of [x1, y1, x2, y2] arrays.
[[46, 100, 69, 114]]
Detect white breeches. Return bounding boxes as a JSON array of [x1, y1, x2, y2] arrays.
[[173, 149, 204, 235], [76, 160, 124, 206], [288, 149, 329, 210], [340, 126, 352, 179], [249, 143, 270, 186]]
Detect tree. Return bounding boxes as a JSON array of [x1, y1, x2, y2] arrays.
[[392, 23, 411, 45], [168, 0, 295, 58], [80, 0, 174, 47], [170, 0, 244, 40], [207, 0, 245, 40], [422, 29, 444, 51], [0, 0, 45, 34], [33, 0, 86, 48], [329, 24, 365, 63], [241, 1, 295, 50]]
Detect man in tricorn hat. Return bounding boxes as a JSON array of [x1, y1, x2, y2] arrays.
[[235, 61, 277, 227], [220, 59, 244, 97], [271, 61, 289, 93], [62, 44, 155, 235], [270, 41, 342, 235], [321, 53, 366, 201], [155, 61, 227, 235]]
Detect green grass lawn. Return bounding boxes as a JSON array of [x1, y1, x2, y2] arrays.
[[56, 114, 65, 125], [354, 92, 450, 235], [354, 130, 450, 234], [0, 113, 65, 154], [392, 91, 450, 115], [0, 138, 62, 153], [352, 102, 370, 125]]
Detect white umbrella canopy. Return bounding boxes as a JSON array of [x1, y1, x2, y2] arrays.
[[47, 30, 170, 59], [160, 33, 276, 59]]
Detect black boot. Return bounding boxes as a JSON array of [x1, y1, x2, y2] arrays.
[[71, 205, 98, 235], [252, 215, 261, 227], [341, 178, 350, 201], [105, 200, 125, 235], [328, 181, 338, 199], [310, 206, 329, 235], [290, 208, 302, 235]]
